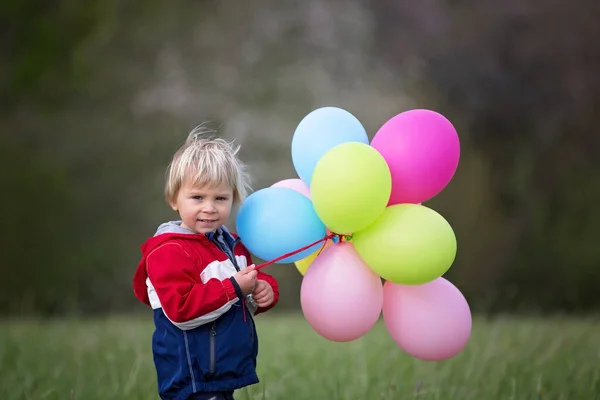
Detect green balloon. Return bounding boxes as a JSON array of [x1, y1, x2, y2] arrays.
[[353, 203, 457, 284], [310, 142, 392, 234]]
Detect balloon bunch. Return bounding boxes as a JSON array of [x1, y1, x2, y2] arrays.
[[236, 106, 472, 361]]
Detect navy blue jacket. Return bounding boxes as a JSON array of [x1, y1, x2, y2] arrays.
[[133, 221, 279, 400], [151, 302, 259, 399]]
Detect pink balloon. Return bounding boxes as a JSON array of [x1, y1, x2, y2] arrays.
[[300, 242, 383, 342], [370, 109, 460, 205], [271, 178, 311, 199], [382, 277, 471, 361]]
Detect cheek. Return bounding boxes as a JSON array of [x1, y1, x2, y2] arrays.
[[181, 202, 199, 215], [218, 202, 233, 215]]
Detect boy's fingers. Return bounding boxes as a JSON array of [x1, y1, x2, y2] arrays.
[[253, 291, 267, 300], [253, 286, 267, 296], [256, 295, 272, 307], [249, 270, 257, 277]]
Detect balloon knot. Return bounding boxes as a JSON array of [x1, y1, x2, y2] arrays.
[[328, 232, 352, 243]]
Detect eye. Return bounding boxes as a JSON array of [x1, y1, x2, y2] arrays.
[[217, 197, 229, 201], [191, 196, 203, 200]]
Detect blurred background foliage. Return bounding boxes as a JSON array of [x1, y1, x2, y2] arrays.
[[1, 0, 599, 316]]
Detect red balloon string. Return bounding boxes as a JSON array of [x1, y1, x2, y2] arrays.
[[255, 232, 348, 270]]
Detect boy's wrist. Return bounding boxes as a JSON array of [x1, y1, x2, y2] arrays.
[[228, 277, 244, 300], [222, 277, 240, 301]]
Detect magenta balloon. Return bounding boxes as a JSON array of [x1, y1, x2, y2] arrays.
[[370, 109, 460, 205], [271, 178, 311, 199], [300, 242, 383, 342], [382, 277, 471, 361]]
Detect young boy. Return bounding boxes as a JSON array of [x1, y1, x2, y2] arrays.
[[133, 127, 280, 400]]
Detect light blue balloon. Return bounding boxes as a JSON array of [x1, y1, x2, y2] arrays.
[[291, 106, 369, 185], [236, 187, 327, 264]]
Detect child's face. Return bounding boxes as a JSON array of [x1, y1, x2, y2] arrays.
[[170, 179, 234, 234]]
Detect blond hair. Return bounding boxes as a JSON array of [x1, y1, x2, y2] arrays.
[[165, 125, 251, 205]]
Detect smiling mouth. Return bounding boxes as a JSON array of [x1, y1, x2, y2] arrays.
[[198, 219, 217, 223]]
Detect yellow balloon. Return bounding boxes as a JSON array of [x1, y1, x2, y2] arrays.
[[294, 240, 332, 275], [353, 203, 457, 285], [311, 142, 392, 234]]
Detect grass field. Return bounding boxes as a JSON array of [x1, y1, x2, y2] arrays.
[[1, 313, 599, 400]]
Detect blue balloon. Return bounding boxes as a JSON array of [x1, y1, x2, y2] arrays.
[[236, 187, 327, 264], [291, 106, 369, 185]]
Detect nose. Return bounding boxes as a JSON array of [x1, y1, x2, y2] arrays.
[[202, 201, 217, 213]]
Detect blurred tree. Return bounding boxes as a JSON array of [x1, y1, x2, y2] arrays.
[[371, 0, 600, 312], [0, 0, 223, 315], [0, 0, 119, 315], [0, 136, 76, 314]]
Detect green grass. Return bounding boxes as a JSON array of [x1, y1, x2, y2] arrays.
[[1, 314, 599, 400]]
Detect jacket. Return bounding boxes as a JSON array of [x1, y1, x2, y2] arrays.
[[132, 221, 279, 400]]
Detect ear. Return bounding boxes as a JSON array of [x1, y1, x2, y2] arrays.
[[169, 201, 178, 212]]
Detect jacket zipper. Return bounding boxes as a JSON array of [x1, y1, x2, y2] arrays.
[[233, 237, 256, 341], [249, 313, 255, 343], [209, 322, 216, 376]]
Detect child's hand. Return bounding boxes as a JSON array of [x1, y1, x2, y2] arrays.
[[252, 280, 274, 308], [233, 265, 257, 296]]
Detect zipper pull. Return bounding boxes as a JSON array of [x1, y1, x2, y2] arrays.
[[210, 323, 216, 336]]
